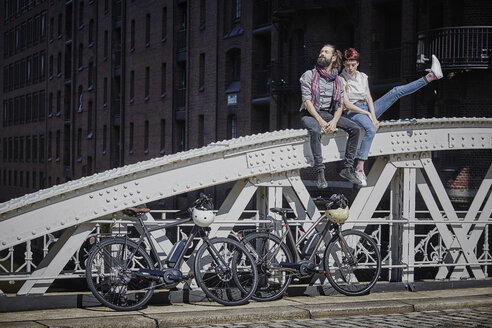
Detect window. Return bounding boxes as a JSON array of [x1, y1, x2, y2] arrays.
[[102, 125, 107, 155], [104, 30, 108, 59], [78, 1, 84, 27], [39, 134, 44, 162], [49, 17, 54, 40], [160, 63, 166, 97], [227, 114, 237, 139], [88, 19, 94, 46], [161, 7, 167, 41], [199, 53, 205, 91], [234, 0, 241, 21], [33, 53, 39, 83], [27, 18, 33, 47], [77, 128, 82, 162], [130, 20, 135, 51], [56, 90, 61, 115], [103, 77, 108, 106], [48, 92, 53, 116], [47, 131, 52, 161], [33, 135, 38, 162], [88, 61, 93, 89], [26, 137, 31, 162], [160, 119, 165, 155], [55, 130, 60, 162], [40, 12, 46, 41], [32, 92, 38, 122], [144, 66, 149, 101], [87, 101, 93, 138], [144, 120, 149, 154], [225, 48, 241, 89], [39, 91, 45, 121], [145, 14, 150, 47], [26, 94, 32, 122], [40, 51, 45, 81], [78, 43, 83, 69], [20, 96, 25, 123], [57, 52, 62, 76], [129, 122, 134, 154], [129, 70, 134, 102], [19, 137, 24, 162], [57, 13, 62, 38], [49, 54, 53, 77], [198, 115, 204, 147], [200, 0, 206, 29], [77, 86, 83, 112]]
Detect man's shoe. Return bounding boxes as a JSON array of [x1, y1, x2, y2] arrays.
[[339, 168, 362, 185], [355, 170, 367, 187], [317, 171, 328, 189], [430, 54, 443, 79]]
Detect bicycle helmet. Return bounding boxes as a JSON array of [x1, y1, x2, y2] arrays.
[[325, 194, 350, 223], [192, 207, 215, 227]]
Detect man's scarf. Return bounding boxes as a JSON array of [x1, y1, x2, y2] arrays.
[[311, 65, 341, 111]]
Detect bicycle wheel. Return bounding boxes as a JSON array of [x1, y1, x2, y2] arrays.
[[194, 237, 258, 306], [242, 232, 293, 301], [323, 229, 381, 296], [86, 237, 156, 311]]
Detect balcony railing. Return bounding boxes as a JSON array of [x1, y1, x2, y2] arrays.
[[417, 26, 492, 70]]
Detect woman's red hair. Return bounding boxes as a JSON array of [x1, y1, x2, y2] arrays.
[[344, 48, 360, 61]]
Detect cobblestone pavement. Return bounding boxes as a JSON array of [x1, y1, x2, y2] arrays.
[[184, 306, 492, 328]]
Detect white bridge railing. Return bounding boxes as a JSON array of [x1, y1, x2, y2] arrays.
[[0, 117, 491, 295]]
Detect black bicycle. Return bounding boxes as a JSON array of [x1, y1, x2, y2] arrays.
[[241, 194, 381, 301], [85, 194, 258, 310]]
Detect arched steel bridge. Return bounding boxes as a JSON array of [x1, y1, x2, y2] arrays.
[[1, 117, 491, 296]]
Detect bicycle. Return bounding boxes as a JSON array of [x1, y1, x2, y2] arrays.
[[241, 194, 381, 302], [85, 194, 258, 311]]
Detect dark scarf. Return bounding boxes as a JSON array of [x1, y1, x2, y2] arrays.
[[311, 65, 342, 111]]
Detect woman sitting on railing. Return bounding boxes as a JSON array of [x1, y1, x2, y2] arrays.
[[341, 48, 443, 186]]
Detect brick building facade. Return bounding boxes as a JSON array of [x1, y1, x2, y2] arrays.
[[1, 0, 491, 207]]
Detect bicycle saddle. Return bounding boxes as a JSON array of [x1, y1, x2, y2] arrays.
[[123, 207, 151, 216], [270, 207, 293, 214]]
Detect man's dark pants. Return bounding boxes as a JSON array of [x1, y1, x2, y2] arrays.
[[301, 110, 361, 172]]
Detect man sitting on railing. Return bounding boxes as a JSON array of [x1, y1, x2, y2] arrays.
[[300, 44, 362, 189]]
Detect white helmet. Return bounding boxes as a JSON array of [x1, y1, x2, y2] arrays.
[[326, 206, 349, 223], [192, 208, 215, 227]]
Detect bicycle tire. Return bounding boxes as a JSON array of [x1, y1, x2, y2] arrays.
[[323, 229, 381, 296], [194, 237, 258, 306], [242, 232, 294, 301], [86, 237, 156, 311]]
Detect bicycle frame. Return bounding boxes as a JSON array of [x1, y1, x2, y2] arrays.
[[270, 212, 344, 264], [125, 214, 198, 272]]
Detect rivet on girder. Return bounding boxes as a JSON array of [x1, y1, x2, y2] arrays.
[[32, 231, 36, 235], [89, 195, 94, 199], [99, 192, 103, 196], [46, 226, 50, 230], [17, 236, 21, 240], [94, 211, 98, 215], [106, 198, 110, 203], [1, 241, 5, 246]]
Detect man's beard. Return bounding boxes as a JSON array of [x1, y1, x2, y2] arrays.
[[317, 56, 330, 67]]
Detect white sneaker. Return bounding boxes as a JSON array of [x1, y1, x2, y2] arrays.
[[355, 170, 367, 187], [430, 54, 443, 79]]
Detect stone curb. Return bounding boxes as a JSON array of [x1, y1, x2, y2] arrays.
[[2, 295, 492, 328]]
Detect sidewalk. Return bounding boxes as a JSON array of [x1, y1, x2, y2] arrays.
[[0, 286, 491, 328]]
